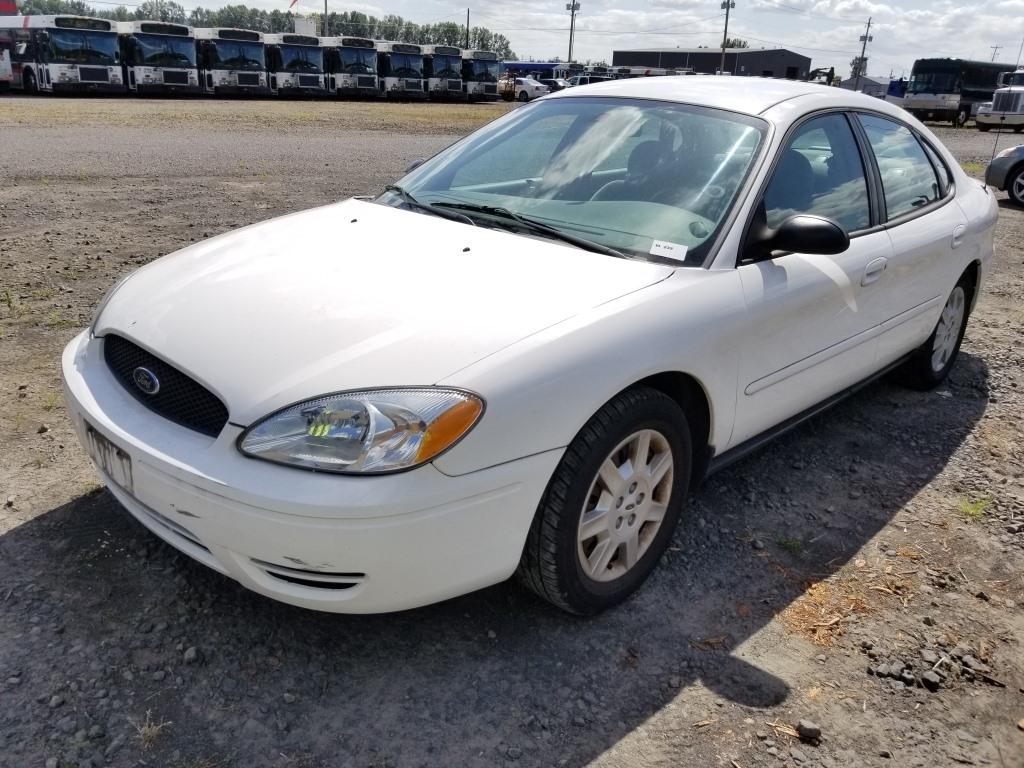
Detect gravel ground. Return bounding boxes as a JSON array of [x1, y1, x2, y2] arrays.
[[1, 99, 1022, 768]]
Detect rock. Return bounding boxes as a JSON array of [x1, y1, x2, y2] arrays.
[[283, 692, 296, 704], [955, 729, 979, 744], [921, 671, 942, 691], [974, 590, 991, 601], [790, 747, 809, 762], [506, 745, 523, 760], [87, 725, 104, 739], [751, 539, 765, 550], [37, 423, 50, 434], [923, 616, 936, 626], [796, 720, 821, 742], [45, 759, 58, 768], [920, 649, 939, 665], [48, 694, 65, 709], [879, 750, 893, 759], [487, 629, 497, 639], [104, 735, 125, 757], [183, 646, 199, 664], [152, 670, 166, 682], [756, 731, 768, 740], [56, 714, 77, 734], [962, 655, 990, 674], [766, 747, 779, 757]]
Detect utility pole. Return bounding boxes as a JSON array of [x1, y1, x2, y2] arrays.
[[719, 0, 735, 75], [990, 45, 1002, 62], [1017, 36, 1023, 67], [854, 16, 872, 91], [566, 2, 580, 63], [465, 9, 470, 50], [323, 0, 328, 36]]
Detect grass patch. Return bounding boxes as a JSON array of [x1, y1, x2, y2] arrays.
[[31, 287, 55, 300], [958, 497, 991, 520], [960, 161, 985, 175], [131, 709, 172, 749], [41, 391, 62, 411], [776, 536, 804, 555]]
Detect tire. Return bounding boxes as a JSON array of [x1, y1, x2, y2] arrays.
[[517, 386, 692, 615], [1009, 165, 1024, 207], [517, 90, 529, 102], [896, 273, 972, 390], [1014, 126, 1024, 134], [977, 124, 991, 132], [954, 107, 968, 127], [23, 69, 38, 95]]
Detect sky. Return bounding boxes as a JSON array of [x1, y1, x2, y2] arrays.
[[120, 0, 1024, 78]]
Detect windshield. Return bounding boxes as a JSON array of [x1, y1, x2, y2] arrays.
[[48, 30, 117, 65], [209, 40, 264, 70], [431, 54, 460, 78], [469, 60, 498, 82], [1008, 71, 1024, 87], [389, 52, 421, 77], [389, 97, 766, 266], [908, 69, 958, 94], [340, 47, 375, 73], [133, 33, 195, 67], [278, 44, 322, 73]]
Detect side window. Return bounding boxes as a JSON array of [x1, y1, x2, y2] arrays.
[[858, 113, 941, 220], [763, 113, 871, 233]]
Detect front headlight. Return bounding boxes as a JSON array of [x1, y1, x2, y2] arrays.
[[238, 388, 484, 474]]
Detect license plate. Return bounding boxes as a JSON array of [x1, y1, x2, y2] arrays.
[[85, 423, 133, 494]]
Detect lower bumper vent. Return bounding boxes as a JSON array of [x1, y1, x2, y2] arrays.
[[251, 558, 364, 590]]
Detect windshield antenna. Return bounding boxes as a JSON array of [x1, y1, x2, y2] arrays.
[[984, 114, 1006, 189]]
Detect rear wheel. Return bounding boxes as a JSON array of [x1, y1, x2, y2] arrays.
[[897, 274, 972, 390], [1010, 166, 1024, 207], [517, 387, 691, 615], [23, 69, 38, 94], [953, 107, 969, 127]]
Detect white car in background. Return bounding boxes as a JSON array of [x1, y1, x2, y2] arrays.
[[64, 77, 997, 616], [512, 76, 549, 101]]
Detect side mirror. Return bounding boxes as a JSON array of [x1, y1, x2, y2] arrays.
[[745, 214, 849, 264], [404, 158, 426, 173]]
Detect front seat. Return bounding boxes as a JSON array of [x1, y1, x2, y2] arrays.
[[591, 141, 667, 201], [763, 149, 815, 222]]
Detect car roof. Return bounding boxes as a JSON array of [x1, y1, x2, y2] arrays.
[[546, 75, 898, 117]]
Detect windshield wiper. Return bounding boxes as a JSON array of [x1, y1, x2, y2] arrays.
[[434, 202, 625, 259], [383, 185, 475, 226]]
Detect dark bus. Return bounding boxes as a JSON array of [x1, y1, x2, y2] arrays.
[[903, 58, 1015, 125]]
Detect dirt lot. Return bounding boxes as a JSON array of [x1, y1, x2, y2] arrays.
[[1, 97, 1022, 768]]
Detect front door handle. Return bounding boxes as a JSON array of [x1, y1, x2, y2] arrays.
[[861, 257, 888, 286], [951, 224, 967, 249]]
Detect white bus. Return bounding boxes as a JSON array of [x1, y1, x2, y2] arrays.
[[422, 44, 462, 100], [321, 36, 377, 97], [0, 30, 12, 90], [264, 32, 325, 96], [376, 41, 426, 99], [461, 49, 499, 101], [0, 15, 124, 94], [117, 21, 199, 94], [976, 69, 1024, 132], [194, 27, 270, 96]]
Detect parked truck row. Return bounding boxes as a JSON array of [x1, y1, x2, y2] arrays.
[[0, 15, 501, 101]]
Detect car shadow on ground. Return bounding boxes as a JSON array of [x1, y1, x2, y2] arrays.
[[0, 353, 990, 767]]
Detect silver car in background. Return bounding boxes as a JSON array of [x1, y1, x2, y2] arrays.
[[985, 144, 1024, 206]]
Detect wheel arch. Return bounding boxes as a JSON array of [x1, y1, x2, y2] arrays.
[[961, 258, 982, 313], [625, 371, 713, 487]]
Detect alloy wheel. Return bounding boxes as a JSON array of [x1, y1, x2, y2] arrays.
[[931, 286, 965, 373], [577, 429, 674, 582]]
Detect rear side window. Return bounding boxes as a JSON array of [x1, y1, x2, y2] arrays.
[[919, 139, 952, 198], [858, 114, 941, 220], [763, 113, 871, 232]]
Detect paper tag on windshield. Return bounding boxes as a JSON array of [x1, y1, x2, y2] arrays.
[[649, 240, 688, 262]]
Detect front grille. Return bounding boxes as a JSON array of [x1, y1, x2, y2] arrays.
[[357, 75, 375, 88], [162, 70, 188, 85], [251, 558, 365, 590], [447, 79, 461, 91], [103, 334, 228, 438], [403, 79, 422, 91], [298, 74, 319, 87], [483, 83, 497, 94], [236, 72, 259, 86], [79, 67, 109, 82], [993, 92, 1022, 113]]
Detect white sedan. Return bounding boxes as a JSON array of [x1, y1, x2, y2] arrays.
[[63, 77, 997, 615]]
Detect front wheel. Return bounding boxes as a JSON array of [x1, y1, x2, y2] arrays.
[[23, 69, 38, 94], [517, 387, 691, 615], [1009, 166, 1024, 207], [517, 90, 529, 101], [896, 275, 971, 390], [954, 107, 969, 127]]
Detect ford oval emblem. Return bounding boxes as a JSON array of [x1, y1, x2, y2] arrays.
[[132, 367, 160, 396]]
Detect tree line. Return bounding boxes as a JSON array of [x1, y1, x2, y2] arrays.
[[15, 0, 518, 59]]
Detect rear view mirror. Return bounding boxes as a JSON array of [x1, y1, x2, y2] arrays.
[[745, 214, 849, 263]]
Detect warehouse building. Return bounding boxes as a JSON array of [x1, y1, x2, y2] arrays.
[[612, 47, 812, 79]]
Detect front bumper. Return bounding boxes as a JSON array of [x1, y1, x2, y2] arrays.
[[976, 113, 1024, 128], [52, 82, 126, 94], [135, 83, 202, 95], [61, 330, 560, 613], [212, 85, 273, 96], [985, 154, 1020, 190]]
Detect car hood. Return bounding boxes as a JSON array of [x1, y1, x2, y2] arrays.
[[97, 199, 674, 425]]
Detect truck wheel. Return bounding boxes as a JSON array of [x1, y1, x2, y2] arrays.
[[953, 107, 968, 127], [24, 69, 38, 94], [1014, 126, 1024, 134], [517, 387, 691, 615]]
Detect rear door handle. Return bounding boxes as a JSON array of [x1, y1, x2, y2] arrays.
[[861, 257, 888, 286], [951, 224, 967, 249]]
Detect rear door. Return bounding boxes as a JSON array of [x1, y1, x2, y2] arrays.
[[854, 113, 969, 366], [731, 111, 894, 446]]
